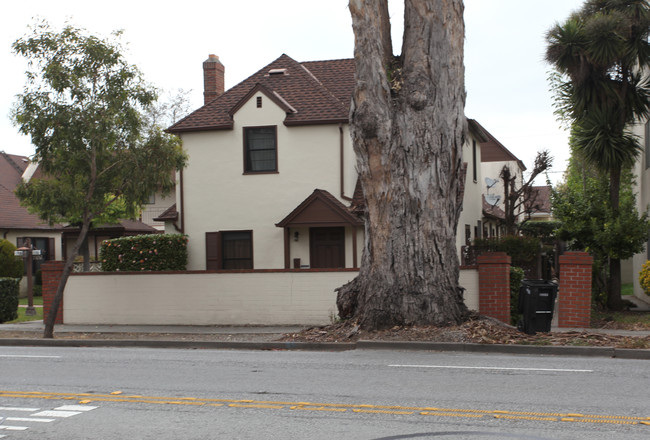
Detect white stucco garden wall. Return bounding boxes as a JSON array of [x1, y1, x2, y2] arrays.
[[62, 268, 480, 325]]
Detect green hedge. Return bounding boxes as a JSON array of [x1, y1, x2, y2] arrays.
[[100, 234, 188, 272], [0, 239, 24, 279], [0, 278, 20, 323], [510, 266, 525, 326]]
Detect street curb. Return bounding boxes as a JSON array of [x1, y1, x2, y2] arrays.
[[1, 337, 649, 359], [0, 338, 356, 352]]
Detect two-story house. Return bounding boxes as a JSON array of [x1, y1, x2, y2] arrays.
[[168, 54, 487, 271]]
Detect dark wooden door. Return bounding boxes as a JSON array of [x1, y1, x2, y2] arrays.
[[310, 227, 345, 268]]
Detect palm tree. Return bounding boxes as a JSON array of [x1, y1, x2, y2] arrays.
[[546, 0, 650, 309]]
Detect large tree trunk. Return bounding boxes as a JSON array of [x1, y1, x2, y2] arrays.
[[44, 220, 91, 338], [337, 0, 468, 329], [607, 166, 623, 310]]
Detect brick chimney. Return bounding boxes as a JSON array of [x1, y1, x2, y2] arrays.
[[203, 54, 224, 105]]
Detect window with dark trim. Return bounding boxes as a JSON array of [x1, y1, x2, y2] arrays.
[[244, 126, 277, 172], [206, 230, 253, 270]]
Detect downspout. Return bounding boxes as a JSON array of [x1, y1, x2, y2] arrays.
[[179, 168, 185, 234], [340, 123, 352, 201]]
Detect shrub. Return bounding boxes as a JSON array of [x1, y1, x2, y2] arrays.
[[0, 278, 20, 323], [0, 239, 24, 279], [510, 266, 525, 325], [100, 234, 188, 271], [639, 261, 650, 296]]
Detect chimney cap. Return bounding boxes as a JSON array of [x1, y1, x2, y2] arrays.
[[204, 54, 222, 64]]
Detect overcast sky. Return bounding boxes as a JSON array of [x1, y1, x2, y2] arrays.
[[2, 0, 584, 184]]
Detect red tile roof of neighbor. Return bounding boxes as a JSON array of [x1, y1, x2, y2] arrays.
[[169, 55, 354, 133], [0, 152, 62, 231]]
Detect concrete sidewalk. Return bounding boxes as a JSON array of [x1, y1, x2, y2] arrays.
[[0, 320, 648, 359]]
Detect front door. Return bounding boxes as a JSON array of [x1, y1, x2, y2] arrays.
[[310, 227, 345, 269]]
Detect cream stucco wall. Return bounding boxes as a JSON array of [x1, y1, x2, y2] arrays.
[[456, 134, 483, 261], [181, 92, 358, 270], [63, 270, 358, 325], [62, 267, 480, 325]]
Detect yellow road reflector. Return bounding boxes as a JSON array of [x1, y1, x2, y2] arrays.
[[79, 400, 92, 404]]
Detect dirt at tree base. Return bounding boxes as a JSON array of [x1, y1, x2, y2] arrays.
[[280, 314, 650, 350]]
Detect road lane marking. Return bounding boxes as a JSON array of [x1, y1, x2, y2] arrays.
[[31, 410, 83, 418], [389, 364, 594, 373], [6, 417, 56, 423], [0, 389, 647, 428], [0, 355, 61, 359], [55, 405, 98, 412], [0, 407, 40, 412], [0, 426, 29, 431]]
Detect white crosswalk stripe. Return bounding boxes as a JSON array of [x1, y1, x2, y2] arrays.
[[1, 404, 98, 436]]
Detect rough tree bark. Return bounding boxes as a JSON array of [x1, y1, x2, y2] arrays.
[[337, 0, 468, 329]]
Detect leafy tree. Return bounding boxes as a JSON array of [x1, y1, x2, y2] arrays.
[[552, 155, 650, 305], [545, 0, 650, 309], [12, 21, 187, 338], [0, 239, 23, 279], [336, 0, 467, 329]]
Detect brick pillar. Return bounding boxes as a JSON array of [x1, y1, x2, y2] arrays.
[[41, 261, 65, 324], [478, 252, 511, 324], [558, 252, 592, 328]]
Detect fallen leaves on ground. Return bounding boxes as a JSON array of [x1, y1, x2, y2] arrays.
[[280, 315, 650, 350]]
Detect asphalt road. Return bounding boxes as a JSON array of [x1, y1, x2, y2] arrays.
[[0, 346, 648, 439]]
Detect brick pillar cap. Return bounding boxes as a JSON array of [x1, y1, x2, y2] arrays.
[[559, 252, 593, 265], [477, 252, 511, 265]]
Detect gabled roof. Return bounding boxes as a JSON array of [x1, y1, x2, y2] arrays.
[[276, 189, 364, 228], [471, 120, 526, 171], [168, 55, 354, 133], [0, 152, 63, 231]]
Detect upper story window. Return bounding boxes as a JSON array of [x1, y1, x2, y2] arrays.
[[244, 126, 277, 173]]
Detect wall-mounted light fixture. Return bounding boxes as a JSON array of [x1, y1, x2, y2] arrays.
[[293, 231, 299, 242]]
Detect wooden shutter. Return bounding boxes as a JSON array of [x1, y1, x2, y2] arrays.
[[205, 232, 221, 270]]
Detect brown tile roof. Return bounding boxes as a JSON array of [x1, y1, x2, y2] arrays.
[[482, 194, 506, 220], [276, 189, 363, 227], [525, 185, 552, 214], [0, 152, 63, 231], [169, 55, 354, 133], [153, 203, 178, 221]]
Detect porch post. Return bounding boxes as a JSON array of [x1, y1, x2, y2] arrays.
[[283, 228, 290, 269]]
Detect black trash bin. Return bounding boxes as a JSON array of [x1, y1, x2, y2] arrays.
[[517, 279, 558, 335]]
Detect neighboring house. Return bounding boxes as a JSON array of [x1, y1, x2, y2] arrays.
[[61, 219, 160, 263], [1, 151, 160, 270], [167, 54, 487, 270], [140, 186, 176, 231], [524, 185, 553, 222], [473, 121, 527, 237], [0, 151, 61, 294]]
